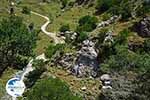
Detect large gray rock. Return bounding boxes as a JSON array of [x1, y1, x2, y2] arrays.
[[72, 40, 99, 77], [135, 16, 150, 37]]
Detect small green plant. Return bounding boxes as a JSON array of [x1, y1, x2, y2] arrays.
[[22, 6, 31, 14], [77, 32, 88, 42], [102, 13, 111, 21]]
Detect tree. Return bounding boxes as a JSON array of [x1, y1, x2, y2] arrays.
[[0, 15, 37, 74], [26, 78, 81, 100]]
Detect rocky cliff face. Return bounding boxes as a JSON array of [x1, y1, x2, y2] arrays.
[[135, 17, 150, 37]]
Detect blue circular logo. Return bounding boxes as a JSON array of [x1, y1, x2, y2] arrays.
[[6, 78, 25, 97]]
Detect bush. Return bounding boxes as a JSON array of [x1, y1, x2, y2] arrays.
[[115, 29, 130, 45], [22, 6, 31, 14], [102, 13, 111, 21], [100, 45, 150, 73], [77, 32, 88, 42], [59, 24, 70, 32], [68, 1, 74, 7], [45, 44, 65, 58], [96, 0, 121, 13], [26, 78, 82, 100], [77, 15, 98, 32], [61, 0, 68, 9]]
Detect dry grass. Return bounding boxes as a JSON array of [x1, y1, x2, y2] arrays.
[[47, 66, 101, 98]]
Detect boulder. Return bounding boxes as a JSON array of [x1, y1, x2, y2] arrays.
[[100, 74, 111, 81], [60, 31, 78, 41], [81, 86, 87, 91]]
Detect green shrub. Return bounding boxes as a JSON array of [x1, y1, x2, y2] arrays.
[[96, 0, 121, 13], [45, 44, 65, 58], [61, 0, 68, 8], [26, 78, 82, 100], [68, 1, 74, 7], [77, 32, 88, 42], [77, 15, 98, 32], [22, 6, 31, 14], [59, 24, 70, 32], [100, 45, 150, 72], [102, 13, 111, 21], [96, 0, 112, 12], [115, 29, 130, 45]]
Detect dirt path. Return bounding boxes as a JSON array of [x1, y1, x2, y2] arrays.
[[31, 11, 64, 44]]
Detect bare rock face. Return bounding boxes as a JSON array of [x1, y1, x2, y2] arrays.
[[72, 40, 99, 77], [135, 17, 150, 37]]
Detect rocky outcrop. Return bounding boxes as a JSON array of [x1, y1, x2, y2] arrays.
[[59, 31, 78, 41], [97, 15, 120, 28], [72, 40, 99, 77], [134, 16, 150, 37], [56, 53, 76, 69]]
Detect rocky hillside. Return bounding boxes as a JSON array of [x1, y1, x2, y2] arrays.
[[0, 0, 150, 100]]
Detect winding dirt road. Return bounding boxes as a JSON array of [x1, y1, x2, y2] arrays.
[[31, 11, 64, 44], [20, 11, 65, 81]]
